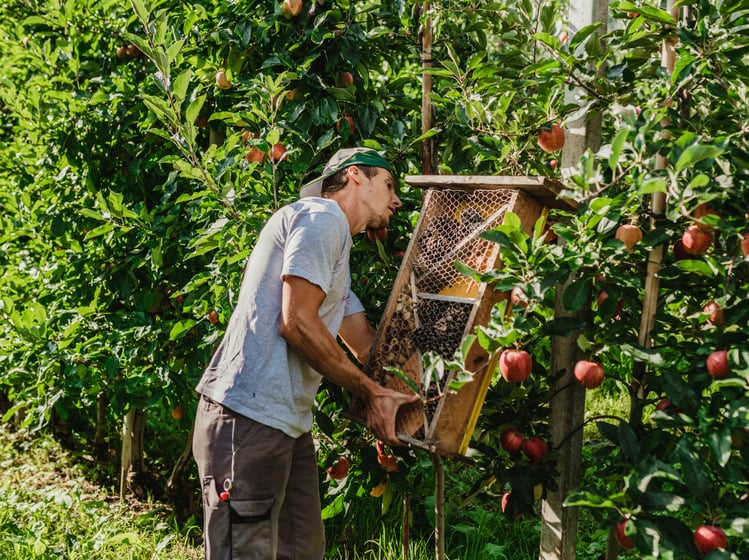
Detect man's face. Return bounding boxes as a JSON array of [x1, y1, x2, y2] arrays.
[[362, 167, 402, 229]]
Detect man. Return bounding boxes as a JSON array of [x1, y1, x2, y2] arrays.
[[192, 147, 419, 559]]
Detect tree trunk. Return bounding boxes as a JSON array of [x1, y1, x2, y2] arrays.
[[94, 391, 108, 462], [166, 421, 196, 517], [402, 492, 411, 559], [431, 453, 445, 560], [120, 406, 147, 500]]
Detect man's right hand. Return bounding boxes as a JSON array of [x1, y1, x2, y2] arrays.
[[364, 387, 420, 446]]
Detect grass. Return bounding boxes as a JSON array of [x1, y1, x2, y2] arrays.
[[1, 393, 623, 560], [0, 426, 202, 560]]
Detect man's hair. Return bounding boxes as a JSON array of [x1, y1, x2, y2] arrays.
[[321, 165, 378, 197]]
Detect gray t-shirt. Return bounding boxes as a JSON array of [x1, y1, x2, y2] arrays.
[[195, 198, 365, 437]]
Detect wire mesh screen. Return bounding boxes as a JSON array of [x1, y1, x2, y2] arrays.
[[363, 187, 518, 448]]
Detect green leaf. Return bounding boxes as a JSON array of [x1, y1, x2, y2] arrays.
[[560, 277, 591, 313], [618, 422, 640, 463], [608, 128, 628, 170], [674, 143, 724, 174], [564, 489, 616, 508], [186, 95, 206, 129], [619, 344, 664, 365], [169, 319, 197, 340], [321, 494, 344, 520], [385, 366, 420, 396], [172, 69, 192, 105]]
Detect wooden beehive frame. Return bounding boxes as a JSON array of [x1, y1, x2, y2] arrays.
[[361, 175, 570, 458]]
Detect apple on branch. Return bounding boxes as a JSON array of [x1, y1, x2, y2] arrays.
[[499, 349, 532, 382], [537, 123, 565, 152]]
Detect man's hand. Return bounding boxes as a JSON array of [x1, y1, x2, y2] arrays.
[[364, 387, 420, 446]]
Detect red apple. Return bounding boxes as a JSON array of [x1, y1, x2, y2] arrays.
[[171, 404, 184, 420], [499, 427, 525, 454], [522, 436, 549, 462], [337, 71, 354, 88], [245, 147, 265, 163], [510, 286, 528, 308], [336, 116, 355, 135], [694, 525, 727, 554], [499, 349, 532, 383], [682, 224, 712, 255], [673, 238, 692, 261], [215, 70, 232, 90], [366, 227, 387, 243], [501, 492, 511, 512], [702, 301, 724, 326], [126, 44, 142, 58], [615, 517, 635, 550], [615, 224, 643, 251], [740, 233, 749, 257], [597, 291, 623, 319], [208, 310, 219, 324], [537, 123, 565, 152], [549, 159, 558, 169], [281, 0, 303, 18], [327, 456, 350, 480], [116, 46, 127, 58], [574, 360, 605, 389], [706, 350, 729, 379], [693, 203, 718, 230], [271, 143, 287, 162], [285, 87, 303, 101]]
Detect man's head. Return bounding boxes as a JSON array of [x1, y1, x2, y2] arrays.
[[299, 147, 394, 199]]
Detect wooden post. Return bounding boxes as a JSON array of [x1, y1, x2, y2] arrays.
[[432, 453, 445, 560], [420, 2, 435, 174], [540, 1, 607, 558]]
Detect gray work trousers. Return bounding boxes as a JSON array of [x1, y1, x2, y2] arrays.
[[192, 395, 325, 559]]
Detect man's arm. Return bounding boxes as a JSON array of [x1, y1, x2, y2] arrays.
[[279, 274, 418, 445], [338, 311, 376, 364]]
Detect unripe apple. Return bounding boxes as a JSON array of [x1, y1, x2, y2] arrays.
[[694, 525, 727, 554], [499, 427, 525, 454], [499, 349, 532, 383], [521, 436, 548, 462], [537, 123, 565, 152], [702, 300, 724, 326], [706, 349, 729, 379], [215, 71, 232, 90], [327, 456, 350, 480], [337, 71, 354, 88], [574, 360, 605, 389], [682, 224, 712, 255], [615, 517, 635, 550], [615, 224, 643, 251]]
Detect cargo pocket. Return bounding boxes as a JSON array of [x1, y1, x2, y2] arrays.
[[229, 497, 274, 558], [201, 476, 231, 558]]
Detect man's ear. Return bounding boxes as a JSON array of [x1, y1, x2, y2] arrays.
[[346, 165, 363, 184]]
